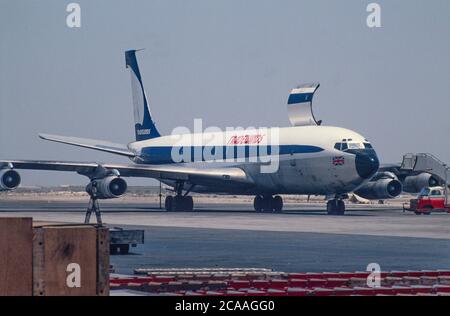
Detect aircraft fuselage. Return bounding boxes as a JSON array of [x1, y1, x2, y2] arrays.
[[127, 125, 380, 196]]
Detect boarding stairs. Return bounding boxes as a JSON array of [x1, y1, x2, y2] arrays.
[[401, 153, 448, 181]]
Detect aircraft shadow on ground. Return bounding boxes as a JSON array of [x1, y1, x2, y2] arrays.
[[99, 207, 377, 217], [0, 203, 394, 217]]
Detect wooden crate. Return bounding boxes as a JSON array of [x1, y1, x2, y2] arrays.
[[33, 223, 110, 296], [0, 217, 33, 296], [0, 218, 109, 296]]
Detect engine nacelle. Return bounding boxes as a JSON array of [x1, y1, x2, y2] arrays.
[[355, 178, 402, 200], [0, 169, 21, 191], [402, 173, 440, 193], [86, 176, 127, 199]]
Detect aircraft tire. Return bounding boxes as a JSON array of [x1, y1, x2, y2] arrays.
[[165, 195, 174, 211], [254, 195, 263, 212], [262, 196, 273, 212], [337, 200, 345, 215], [327, 199, 345, 215], [184, 196, 194, 211], [326, 200, 336, 215], [174, 195, 186, 211], [272, 195, 283, 213]]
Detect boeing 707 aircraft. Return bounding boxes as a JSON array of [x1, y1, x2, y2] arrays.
[[1, 50, 438, 220]]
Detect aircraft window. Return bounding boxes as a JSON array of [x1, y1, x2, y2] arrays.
[[348, 142, 363, 150], [364, 143, 373, 149], [335, 142, 366, 151]]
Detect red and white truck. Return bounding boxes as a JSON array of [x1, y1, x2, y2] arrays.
[[403, 186, 450, 215]]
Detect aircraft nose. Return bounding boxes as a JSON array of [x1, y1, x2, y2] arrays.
[[355, 151, 379, 179]]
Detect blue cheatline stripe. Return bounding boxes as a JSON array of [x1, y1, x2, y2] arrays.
[[287, 93, 314, 105], [139, 145, 324, 164]]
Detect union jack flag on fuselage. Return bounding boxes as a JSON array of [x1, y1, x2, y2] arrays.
[[332, 156, 345, 166]]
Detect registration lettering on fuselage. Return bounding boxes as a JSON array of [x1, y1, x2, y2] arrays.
[[228, 134, 264, 145]]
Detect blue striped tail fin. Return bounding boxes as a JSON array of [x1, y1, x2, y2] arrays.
[[125, 49, 161, 141]]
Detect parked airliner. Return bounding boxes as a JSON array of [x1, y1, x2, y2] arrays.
[[1, 50, 390, 217]]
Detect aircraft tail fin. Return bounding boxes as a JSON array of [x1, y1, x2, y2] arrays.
[[125, 50, 161, 141]]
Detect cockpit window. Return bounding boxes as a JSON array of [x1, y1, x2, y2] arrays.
[[334, 142, 349, 151], [348, 142, 364, 150], [335, 141, 372, 152]]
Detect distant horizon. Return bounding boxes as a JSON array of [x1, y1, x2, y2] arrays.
[[1, 0, 449, 186]]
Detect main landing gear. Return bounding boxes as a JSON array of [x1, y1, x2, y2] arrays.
[[164, 182, 194, 212], [253, 195, 283, 213], [327, 198, 345, 215], [165, 195, 194, 212]]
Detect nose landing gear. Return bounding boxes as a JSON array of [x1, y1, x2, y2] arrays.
[[327, 198, 345, 215], [254, 195, 283, 213]]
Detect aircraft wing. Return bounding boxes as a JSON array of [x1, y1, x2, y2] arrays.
[[0, 160, 254, 188], [377, 162, 444, 183], [378, 163, 402, 172], [374, 163, 420, 180], [378, 163, 426, 176], [38, 134, 135, 157]]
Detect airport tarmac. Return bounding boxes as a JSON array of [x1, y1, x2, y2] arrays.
[[1, 199, 449, 274]]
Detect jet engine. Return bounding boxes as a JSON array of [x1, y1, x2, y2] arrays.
[[402, 173, 440, 193], [0, 169, 21, 191], [85, 176, 127, 199], [355, 178, 402, 200]]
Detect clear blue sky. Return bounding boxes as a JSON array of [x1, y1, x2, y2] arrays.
[[1, 0, 449, 186]]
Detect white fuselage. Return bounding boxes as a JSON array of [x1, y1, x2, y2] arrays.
[[127, 125, 379, 196]]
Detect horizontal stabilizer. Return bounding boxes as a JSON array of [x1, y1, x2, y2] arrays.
[[39, 133, 135, 157], [287, 83, 321, 126]]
